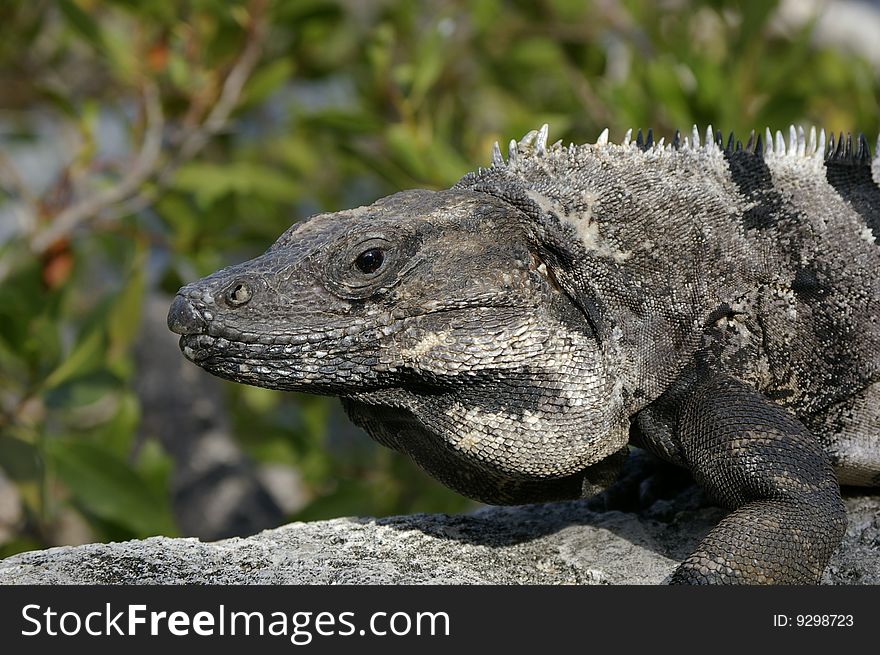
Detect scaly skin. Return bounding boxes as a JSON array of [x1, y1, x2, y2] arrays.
[[169, 125, 879, 583]]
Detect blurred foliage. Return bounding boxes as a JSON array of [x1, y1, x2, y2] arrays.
[[0, 0, 878, 556]]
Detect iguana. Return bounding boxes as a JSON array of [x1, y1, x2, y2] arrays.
[[167, 124, 880, 584]]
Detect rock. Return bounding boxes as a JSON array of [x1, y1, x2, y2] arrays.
[[1, 490, 877, 584], [822, 493, 880, 584]]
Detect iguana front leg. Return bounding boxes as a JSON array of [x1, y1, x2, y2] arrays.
[[670, 374, 847, 584]]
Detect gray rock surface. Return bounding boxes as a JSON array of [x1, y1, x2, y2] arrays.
[[1, 486, 877, 584]]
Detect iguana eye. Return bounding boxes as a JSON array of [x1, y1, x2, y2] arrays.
[[355, 248, 384, 274], [325, 236, 401, 299]]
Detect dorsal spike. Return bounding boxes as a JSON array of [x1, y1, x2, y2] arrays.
[[645, 128, 654, 148], [705, 125, 715, 148], [735, 139, 743, 152], [692, 125, 701, 148], [657, 136, 665, 148], [826, 132, 835, 158], [797, 125, 805, 157], [623, 128, 633, 145], [636, 129, 644, 148], [815, 128, 826, 160], [845, 133, 853, 159], [808, 126, 817, 155], [725, 131, 734, 151], [745, 130, 755, 152], [857, 133, 870, 161], [672, 129, 681, 149], [764, 128, 773, 156], [508, 138, 518, 161], [775, 130, 785, 155], [754, 133, 763, 156], [835, 132, 846, 158], [596, 128, 609, 146], [491, 141, 504, 166], [788, 125, 797, 154], [521, 129, 538, 147], [535, 123, 549, 154]]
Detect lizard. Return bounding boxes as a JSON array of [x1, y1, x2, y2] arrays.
[[167, 124, 880, 584]]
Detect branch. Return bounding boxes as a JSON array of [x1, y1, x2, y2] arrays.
[[170, 6, 268, 168], [30, 0, 270, 252], [102, 3, 269, 223], [0, 149, 38, 211], [30, 81, 164, 253]]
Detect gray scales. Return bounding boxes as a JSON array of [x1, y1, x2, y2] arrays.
[[167, 124, 880, 584]]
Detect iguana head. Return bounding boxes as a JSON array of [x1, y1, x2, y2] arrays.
[[169, 161, 632, 502]]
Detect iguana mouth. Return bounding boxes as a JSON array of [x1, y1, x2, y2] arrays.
[[170, 290, 526, 360], [178, 333, 225, 363], [176, 332, 374, 393], [178, 334, 290, 369]]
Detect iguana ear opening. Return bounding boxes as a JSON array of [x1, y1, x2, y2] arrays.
[[529, 246, 605, 342], [463, 180, 609, 342]]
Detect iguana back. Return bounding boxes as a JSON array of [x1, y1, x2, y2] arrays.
[[456, 125, 880, 485]]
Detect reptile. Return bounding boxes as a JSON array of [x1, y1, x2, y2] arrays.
[[167, 124, 880, 584]]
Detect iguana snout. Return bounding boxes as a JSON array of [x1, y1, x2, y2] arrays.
[[167, 292, 208, 335]]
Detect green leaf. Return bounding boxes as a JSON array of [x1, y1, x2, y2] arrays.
[[132, 438, 173, 500], [240, 385, 280, 413], [42, 327, 105, 391], [156, 194, 201, 250], [57, 0, 106, 53], [100, 21, 138, 81], [107, 249, 146, 361], [385, 123, 428, 180], [0, 258, 48, 351], [167, 51, 193, 90], [87, 391, 141, 455], [43, 371, 120, 410], [46, 439, 175, 538], [0, 434, 41, 482], [409, 33, 445, 109], [173, 161, 301, 209], [242, 58, 296, 108]]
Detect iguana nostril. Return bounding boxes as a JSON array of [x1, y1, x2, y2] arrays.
[[224, 280, 253, 307], [167, 294, 207, 335]]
